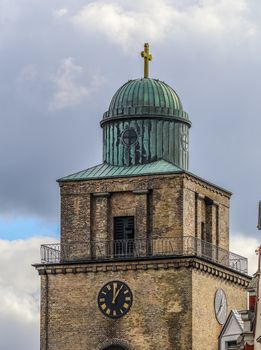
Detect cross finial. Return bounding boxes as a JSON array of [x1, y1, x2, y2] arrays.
[[141, 43, 152, 78]]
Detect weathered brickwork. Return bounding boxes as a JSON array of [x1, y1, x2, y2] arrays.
[[60, 172, 230, 249], [183, 176, 230, 250], [33, 171, 248, 350], [37, 258, 249, 350], [41, 266, 191, 350], [60, 192, 91, 244], [192, 269, 247, 349]]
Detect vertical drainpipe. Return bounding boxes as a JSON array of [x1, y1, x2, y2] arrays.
[[45, 272, 49, 350]]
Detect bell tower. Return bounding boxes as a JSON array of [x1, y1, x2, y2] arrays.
[[35, 44, 250, 350]]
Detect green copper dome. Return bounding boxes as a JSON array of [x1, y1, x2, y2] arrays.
[[102, 78, 189, 122], [101, 77, 191, 170]]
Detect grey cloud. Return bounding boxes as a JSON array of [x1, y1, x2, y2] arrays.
[[1, 1, 261, 349], [1, 0, 261, 234]]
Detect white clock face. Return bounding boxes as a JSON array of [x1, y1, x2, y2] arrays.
[[214, 288, 228, 325], [180, 133, 189, 151]]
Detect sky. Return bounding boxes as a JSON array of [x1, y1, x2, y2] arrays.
[[1, 0, 261, 349]]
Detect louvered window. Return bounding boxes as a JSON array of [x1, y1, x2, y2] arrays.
[[114, 217, 134, 257]]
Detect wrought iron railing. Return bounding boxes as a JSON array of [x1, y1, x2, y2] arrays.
[[40, 236, 248, 274]]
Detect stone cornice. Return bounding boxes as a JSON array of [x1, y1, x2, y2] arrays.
[[182, 173, 231, 199], [59, 171, 231, 200], [34, 256, 250, 287]]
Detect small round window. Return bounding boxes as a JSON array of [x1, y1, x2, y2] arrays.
[[122, 128, 138, 147]]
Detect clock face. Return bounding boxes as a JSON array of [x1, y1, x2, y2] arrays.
[[180, 133, 189, 151], [214, 288, 228, 325], [98, 281, 133, 319], [122, 128, 138, 147]]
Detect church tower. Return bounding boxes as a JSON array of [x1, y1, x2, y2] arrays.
[[35, 44, 250, 350]]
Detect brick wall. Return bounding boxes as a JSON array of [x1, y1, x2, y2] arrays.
[[60, 173, 230, 250], [38, 258, 249, 350]]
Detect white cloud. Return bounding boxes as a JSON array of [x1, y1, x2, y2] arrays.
[[0, 236, 56, 350], [0, 235, 256, 350], [50, 57, 88, 110], [72, 0, 172, 50], [50, 57, 105, 110], [71, 0, 258, 51], [230, 233, 259, 276], [54, 8, 68, 18]]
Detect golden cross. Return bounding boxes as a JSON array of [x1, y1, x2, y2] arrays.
[[141, 43, 152, 78]]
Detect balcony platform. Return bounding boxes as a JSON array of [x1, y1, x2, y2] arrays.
[[39, 236, 248, 276]]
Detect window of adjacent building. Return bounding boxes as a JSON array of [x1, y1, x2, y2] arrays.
[[226, 340, 237, 349]]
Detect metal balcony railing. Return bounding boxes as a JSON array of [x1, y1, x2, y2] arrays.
[[40, 236, 248, 275]]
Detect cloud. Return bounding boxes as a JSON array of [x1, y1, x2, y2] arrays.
[[50, 57, 89, 110], [54, 8, 68, 18], [71, 0, 172, 50], [71, 0, 258, 51], [50, 57, 105, 110], [0, 236, 56, 350], [230, 233, 258, 276]]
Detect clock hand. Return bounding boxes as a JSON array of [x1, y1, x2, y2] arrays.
[[112, 283, 117, 304], [113, 285, 123, 304], [218, 300, 223, 314]]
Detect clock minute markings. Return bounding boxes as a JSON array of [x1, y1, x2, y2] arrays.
[[98, 281, 132, 319]]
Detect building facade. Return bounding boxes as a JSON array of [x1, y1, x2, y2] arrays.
[[35, 44, 250, 350]]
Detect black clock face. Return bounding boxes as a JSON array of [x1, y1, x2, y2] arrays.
[[122, 128, 138, 147], [98, 281, 133, 319]]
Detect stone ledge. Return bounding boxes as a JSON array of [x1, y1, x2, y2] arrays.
[[34, 256, 251, 287], [92, 192, 111, 197], [59, 172, 231, 198], [132, 189, 150, 195]]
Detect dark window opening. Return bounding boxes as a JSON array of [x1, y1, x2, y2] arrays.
[[201, 221, 212, 259], [201, 222, 205, 241], [114, 216, 134, 257], [227, 340, 237, 349]]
